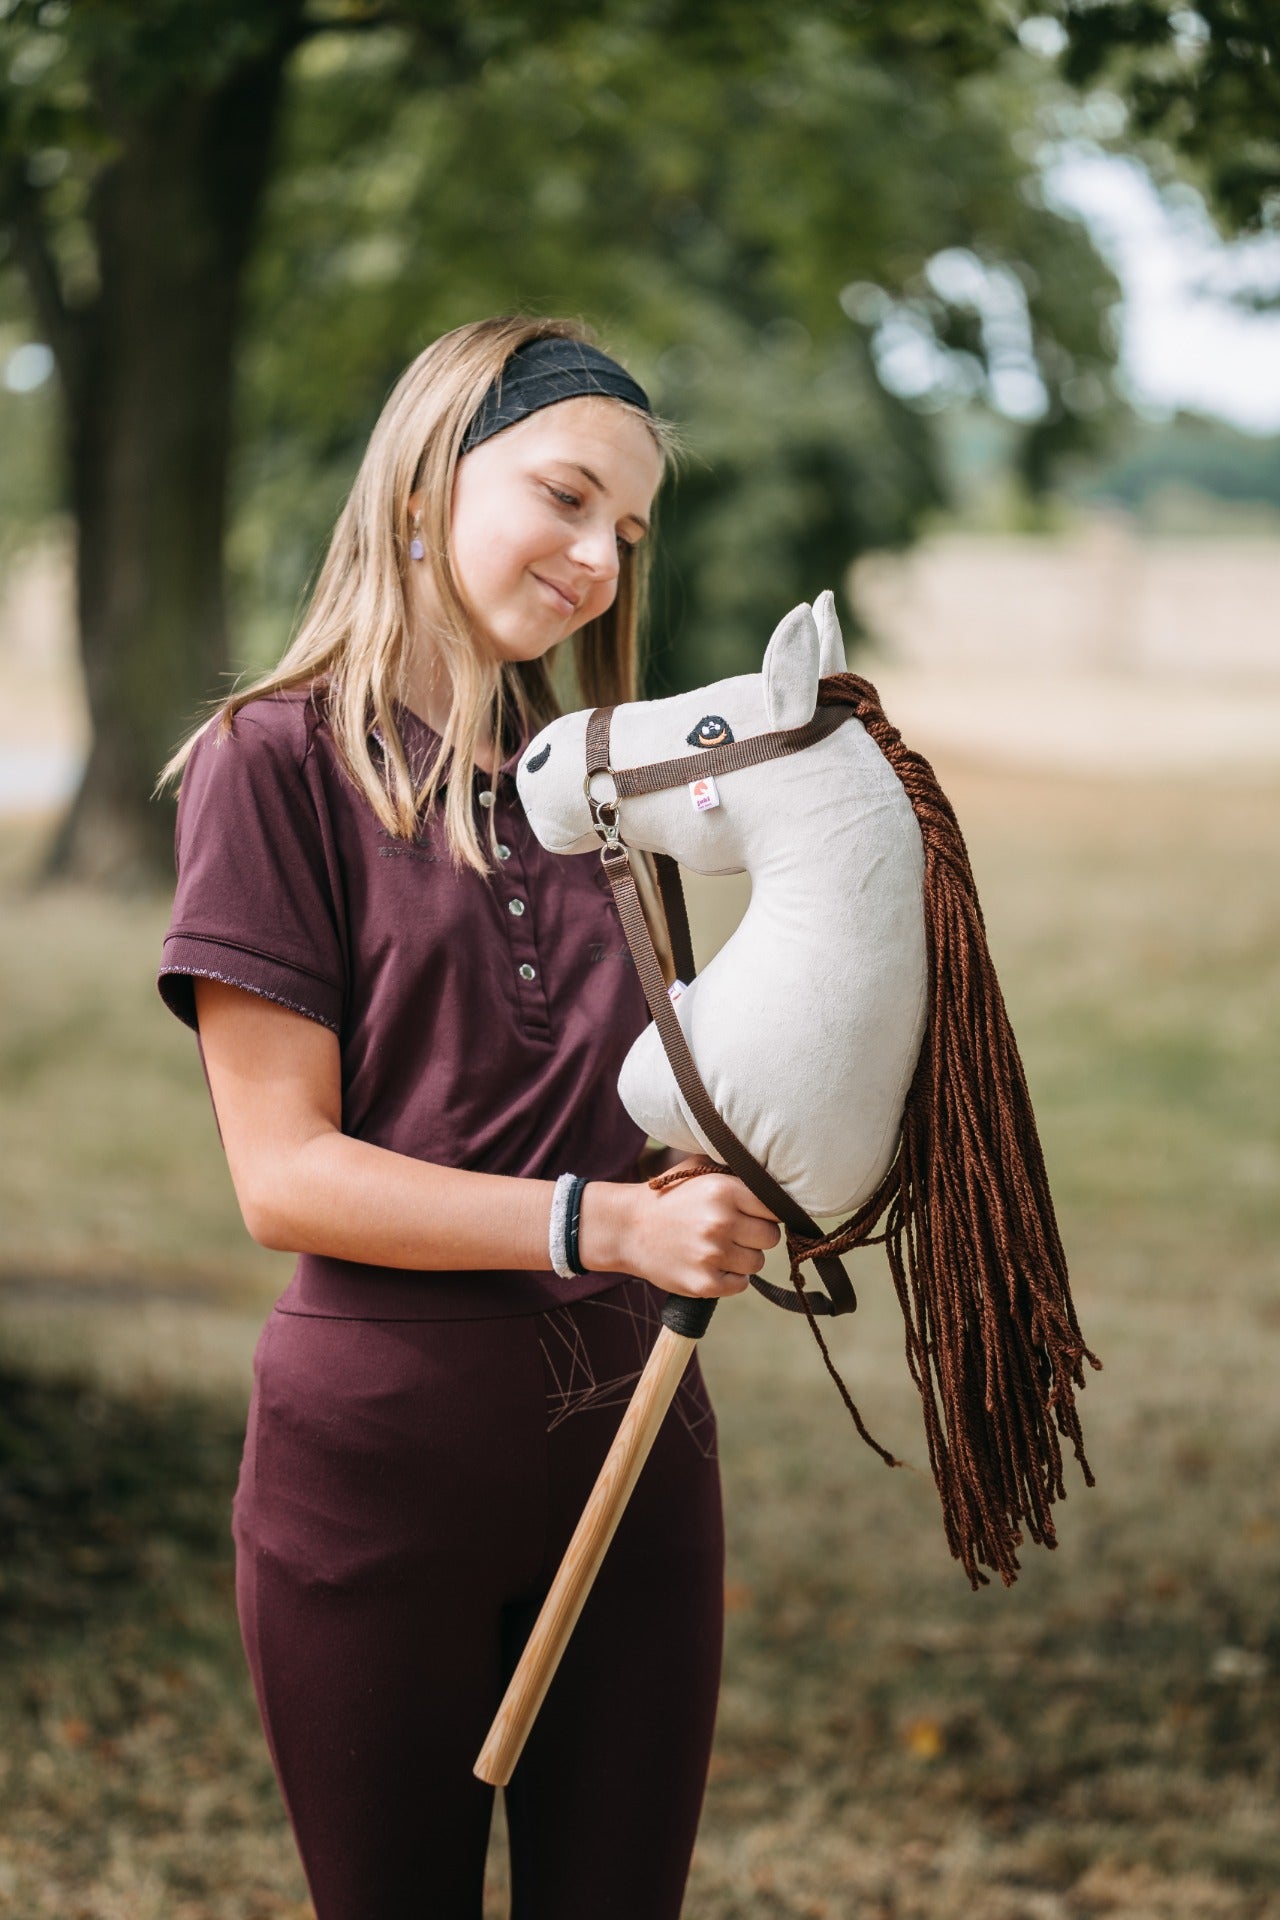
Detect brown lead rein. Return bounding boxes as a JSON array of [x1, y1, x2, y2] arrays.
[[651, 850, 696, 985], [598, 841, 860, 1317], [585, 702, 859, 1318]]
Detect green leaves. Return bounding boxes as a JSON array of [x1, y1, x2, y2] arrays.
[[1052, 1, 1280, 234], [1, 0, 1125, 694], [231, 6, 1121, 683]]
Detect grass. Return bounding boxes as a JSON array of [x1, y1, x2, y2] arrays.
[[0, 823, 289, 1310], [1, 759, 1278, 1919]]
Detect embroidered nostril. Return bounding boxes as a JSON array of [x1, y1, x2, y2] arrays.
[[686, 715, 734, 749], [526, 742, 551, 773]]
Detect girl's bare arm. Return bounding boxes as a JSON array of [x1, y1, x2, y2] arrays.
[[193, 978, 778, 1297]]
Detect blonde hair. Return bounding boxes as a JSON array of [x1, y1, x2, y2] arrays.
[[159, 315, 679, 875]]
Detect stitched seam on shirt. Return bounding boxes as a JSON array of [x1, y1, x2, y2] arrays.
[[224, 691, 311, 773], [300, 689, 322, 769], [163, 931, 342, 993]]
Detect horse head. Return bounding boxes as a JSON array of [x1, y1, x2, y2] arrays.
[[516, 591, 927, 1220], [515, 591, 848, 875]]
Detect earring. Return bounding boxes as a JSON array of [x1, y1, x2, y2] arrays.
[[409, 517, 425, 562]]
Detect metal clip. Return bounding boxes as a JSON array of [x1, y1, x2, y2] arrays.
[[583, 770, 622, 850]]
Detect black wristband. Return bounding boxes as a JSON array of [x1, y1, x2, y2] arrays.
[[564, 1175, 588, 1275]]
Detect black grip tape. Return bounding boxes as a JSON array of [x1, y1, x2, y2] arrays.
[[660, 1295, 718, 1340]]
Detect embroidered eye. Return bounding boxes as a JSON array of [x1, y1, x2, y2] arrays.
[[525, 742, 551, 773], [686, 715, 734, 749]]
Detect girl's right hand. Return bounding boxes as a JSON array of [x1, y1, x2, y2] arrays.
[[583, 1157, 781, 1300]]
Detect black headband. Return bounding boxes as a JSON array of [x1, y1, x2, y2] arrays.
[[460, 336, 652, 453]]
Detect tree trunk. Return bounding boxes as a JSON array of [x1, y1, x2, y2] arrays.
[[44, 37, 297, 885]]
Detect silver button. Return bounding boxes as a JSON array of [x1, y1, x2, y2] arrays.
[[518, 963, 536, 981], [497, 844, 511, 860], [478, 789, 495, 809], [508, 898, 526, 917]]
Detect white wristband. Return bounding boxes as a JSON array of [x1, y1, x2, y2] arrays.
[[548, 1171, 578, 1279]]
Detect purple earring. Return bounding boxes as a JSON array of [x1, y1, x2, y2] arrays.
[[409, 524, 425, 561]]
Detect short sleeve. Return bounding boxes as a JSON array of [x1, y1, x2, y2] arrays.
[[158, 698, 346, 1034]]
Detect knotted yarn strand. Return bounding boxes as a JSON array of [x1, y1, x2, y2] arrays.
[[806, 675, 1100, 1587]]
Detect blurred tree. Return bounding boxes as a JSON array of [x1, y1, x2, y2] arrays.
[[233, 12, 1121, 690], [1049, 0, 1280, 235], [0, 1, 314, 879], [1080, 409, 1280, 513], [0, 0, 1119, 881], [0, 276, 59, 562]]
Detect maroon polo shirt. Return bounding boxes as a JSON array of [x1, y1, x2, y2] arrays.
[[158, 689, 653, 1318]]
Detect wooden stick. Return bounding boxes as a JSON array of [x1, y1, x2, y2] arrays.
[[474, 1319, 703, 1786]]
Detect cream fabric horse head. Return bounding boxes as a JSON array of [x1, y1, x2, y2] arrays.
[[516, 591, 927, 1217]]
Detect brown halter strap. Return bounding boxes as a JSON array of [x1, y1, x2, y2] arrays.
[[583, 698, 860, 1318]]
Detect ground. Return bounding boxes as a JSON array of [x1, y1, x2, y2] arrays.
[[0, 753, 1277, 1919]]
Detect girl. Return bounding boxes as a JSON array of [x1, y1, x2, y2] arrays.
[[157, 315, 781, 1920]]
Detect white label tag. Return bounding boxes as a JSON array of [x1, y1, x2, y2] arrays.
[[688, 775, 720, 812], [667, 978, 688, 1004]]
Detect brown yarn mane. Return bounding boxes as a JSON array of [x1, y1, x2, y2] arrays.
[[665, 673, 1101, 1590]]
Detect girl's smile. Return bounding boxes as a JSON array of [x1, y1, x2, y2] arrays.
[[530, 571, 581, 616]]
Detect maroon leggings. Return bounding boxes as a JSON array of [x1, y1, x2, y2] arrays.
[[232, 1276, 724, 1919]]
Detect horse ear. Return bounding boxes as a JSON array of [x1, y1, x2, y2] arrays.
[[814, 589, 847, 678], [761, 602, 821, 731]]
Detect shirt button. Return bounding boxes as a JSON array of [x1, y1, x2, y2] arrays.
[[508, 898, 526, 917], [478, 789, 495, 809], [519, 963, 536, 981], [496, 843, 511, 860]]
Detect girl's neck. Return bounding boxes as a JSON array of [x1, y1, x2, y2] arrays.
[[399, 699, 497, 777], [399, 666, 500, 777], [401, 606, 511, 778]]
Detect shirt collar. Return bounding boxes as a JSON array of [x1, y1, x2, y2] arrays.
[[380, 703, 527, 796]]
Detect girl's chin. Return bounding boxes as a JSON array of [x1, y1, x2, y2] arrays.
[[484, 618, 574, 664], [512, 596, 588, 645]]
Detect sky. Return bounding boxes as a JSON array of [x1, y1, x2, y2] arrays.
[[1043, 146, 1280, 436]]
